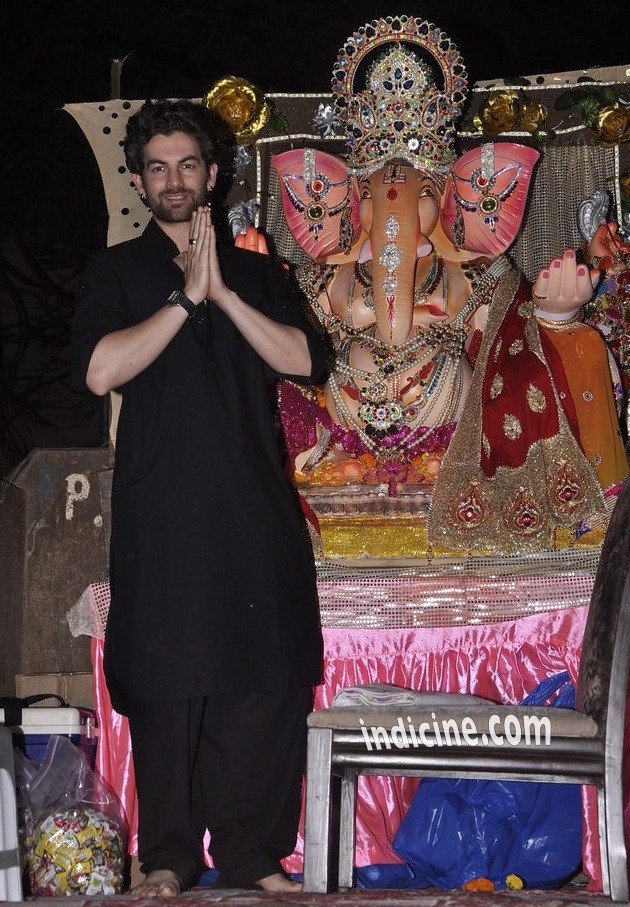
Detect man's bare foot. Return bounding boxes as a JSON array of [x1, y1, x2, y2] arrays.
[[131, 869, 182, 898], [255, 871, 302, 892]]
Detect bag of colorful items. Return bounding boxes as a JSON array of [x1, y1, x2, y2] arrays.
[[14, 734, 127, 895]]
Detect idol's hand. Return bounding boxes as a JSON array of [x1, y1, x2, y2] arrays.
[[234, 225, 270, 255], [531, 248, 599, 315], [588, 221, 630, 271]]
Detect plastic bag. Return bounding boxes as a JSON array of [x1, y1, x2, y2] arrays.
[[16, 734, 127, 896], [356, 862, 429, 889], [392, 672, 582, 890]]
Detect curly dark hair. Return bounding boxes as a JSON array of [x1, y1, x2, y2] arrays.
[[124, 99, 220, 174]]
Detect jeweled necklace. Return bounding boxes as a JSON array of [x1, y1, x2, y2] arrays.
[[328, 355, 465, 456], [354, 261, 374, 310], [297, 264, 446, 352], [334, 335, 441, 425], [354, 255, 444, 309], [332, 331, 461, 443], [414, 254, 443, 304], [295, 257, 513, 460], [296, 257, 511, 349]]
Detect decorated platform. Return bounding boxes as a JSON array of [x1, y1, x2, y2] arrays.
[[58, 13, 630, 896]]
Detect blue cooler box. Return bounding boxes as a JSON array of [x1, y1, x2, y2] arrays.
[[0, 706, 96, 766]]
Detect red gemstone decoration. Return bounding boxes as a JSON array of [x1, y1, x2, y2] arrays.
[[515, 510, 537, 529], [387, 187, 398, 200], [558, 484, 579, 502], [450, 484, 487, 531]]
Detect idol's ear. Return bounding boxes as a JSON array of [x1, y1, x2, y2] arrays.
[[272, 148, 361, 261], [440, 143, 540, 256]]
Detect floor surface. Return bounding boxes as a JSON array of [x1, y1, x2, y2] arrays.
[[25, 882, 619, 906]]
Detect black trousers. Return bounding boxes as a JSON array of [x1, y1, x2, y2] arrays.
[[127, 686, 313, 889]]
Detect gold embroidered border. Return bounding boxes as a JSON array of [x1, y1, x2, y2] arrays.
[[428, 269, 606, 554]]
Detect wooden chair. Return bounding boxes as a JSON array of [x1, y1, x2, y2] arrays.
[[304, 481, 630, 899], [0, 726, 22, 901]]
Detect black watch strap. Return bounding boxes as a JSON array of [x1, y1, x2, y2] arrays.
[[167, 290, 197, 318]]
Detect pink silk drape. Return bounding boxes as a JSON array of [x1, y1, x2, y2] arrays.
[[91, 605, 606, 889]]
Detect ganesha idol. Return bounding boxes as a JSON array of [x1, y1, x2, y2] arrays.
[[271, 15, 628, 555]]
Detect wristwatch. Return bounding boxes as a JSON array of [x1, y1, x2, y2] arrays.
[[166, 290, 197, 318]]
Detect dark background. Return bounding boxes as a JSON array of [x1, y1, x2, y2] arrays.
[[1, 0, 628, 475]]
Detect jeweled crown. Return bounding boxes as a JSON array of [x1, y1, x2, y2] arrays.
[[331, 15, 468, 177]]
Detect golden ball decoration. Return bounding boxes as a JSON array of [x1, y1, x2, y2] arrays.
[[592, 102, 630, 148], [473, 90, 522, 136], [203, 75, 271, 145], [518, 99, 548, 133], [474, 90, 547, 137]]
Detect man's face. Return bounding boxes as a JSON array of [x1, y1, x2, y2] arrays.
[[132, 131, 217, 224]]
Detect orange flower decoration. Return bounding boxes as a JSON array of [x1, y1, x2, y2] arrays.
[[462, 877, 495, 891]]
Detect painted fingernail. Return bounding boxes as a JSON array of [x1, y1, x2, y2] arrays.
[[542, 270, 549, 279], [577, 266, 586, 276], [565, 249, 575, 259], [553, 260, 561, 268]]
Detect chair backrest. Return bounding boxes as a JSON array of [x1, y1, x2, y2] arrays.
[[578, 474, 630, 730]]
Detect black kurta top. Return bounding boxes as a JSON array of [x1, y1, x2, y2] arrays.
[[72, 219, 326, 714]]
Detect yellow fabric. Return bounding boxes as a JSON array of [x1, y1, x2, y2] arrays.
[[317, 514, 604, 559], [319, 517, 432, 559], [542, 324, 628, 493]]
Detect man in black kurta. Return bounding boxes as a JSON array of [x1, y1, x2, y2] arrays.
[[71, 100, 326, 896]]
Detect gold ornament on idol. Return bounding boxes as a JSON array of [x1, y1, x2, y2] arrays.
[[331, 15, 468, 177]]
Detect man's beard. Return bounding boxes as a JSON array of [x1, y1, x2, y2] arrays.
[[147, 187, 208, 223]]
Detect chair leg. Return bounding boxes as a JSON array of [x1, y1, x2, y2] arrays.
[[597, 785, 612, 898], [303, 727, 334, 894], [338, 769, 356, 890], [0, 727, 23, 902], [602, 770, 629, 901]]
